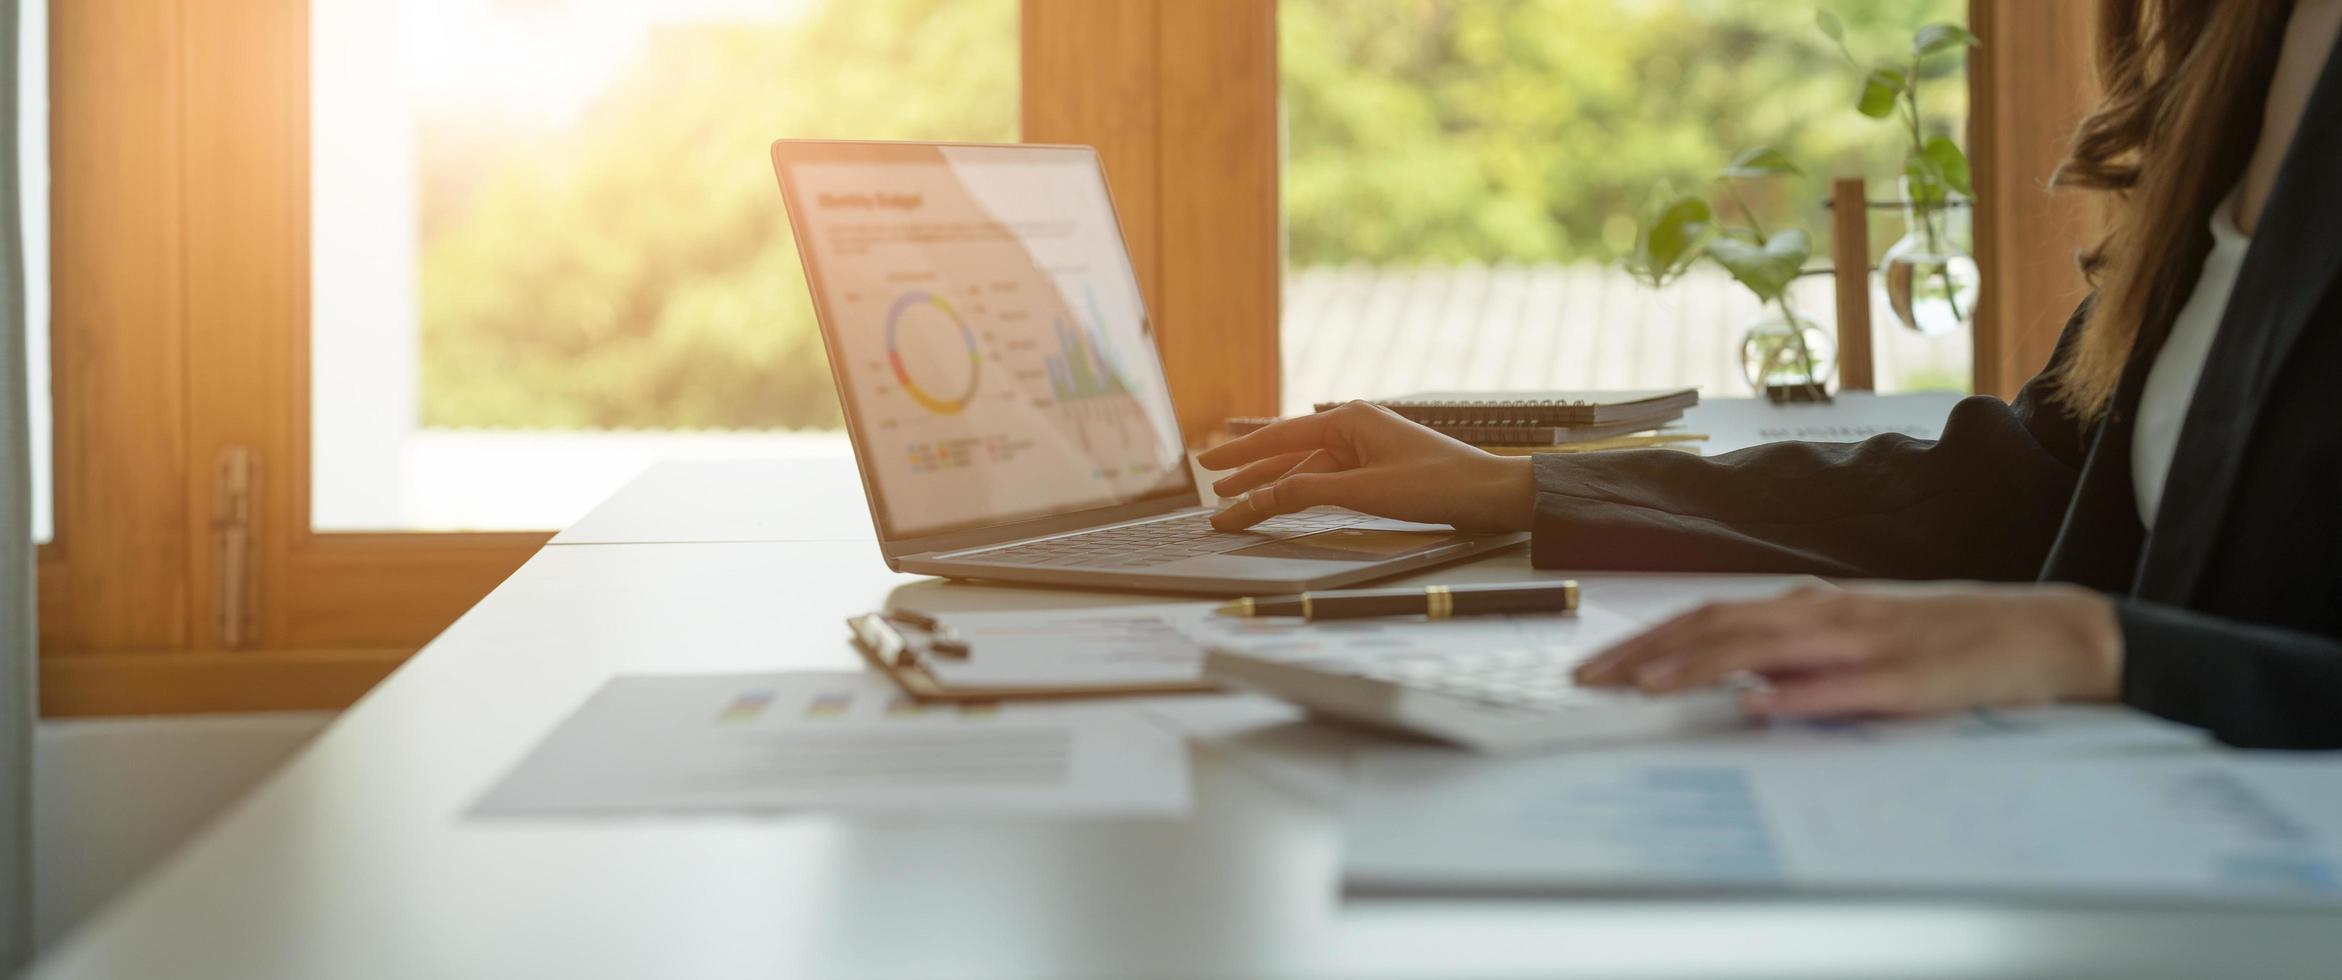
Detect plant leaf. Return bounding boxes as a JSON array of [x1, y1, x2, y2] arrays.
[[1904, 152, 1949, 208], [1628, 195, 1713, 289], [1720, 146, 1804, 180], [1921, 135, 1972, 197], [1706, 229, 1811, 304], [1912, 22, 1981, 58], [1857, 67, 1905, 118], [1815, 9, 1844, 42]]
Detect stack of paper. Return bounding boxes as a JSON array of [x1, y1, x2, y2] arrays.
[[475, 672, 1189, 819]]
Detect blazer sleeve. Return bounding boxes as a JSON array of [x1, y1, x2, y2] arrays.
[[2120, 602, 2342, 748], [1529, 302, 2097, 581]]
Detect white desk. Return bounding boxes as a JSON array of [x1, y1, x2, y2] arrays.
[[552, 456, 871, 545], [29, 462, 2342, 979]]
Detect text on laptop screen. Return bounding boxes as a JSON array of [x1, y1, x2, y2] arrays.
[[783, 146, 1191, 539]]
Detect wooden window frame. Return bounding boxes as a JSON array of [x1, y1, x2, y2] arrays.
[[37, 0, 2084, 715], [1023, 1, 1282, 442], [37, 0, 1279, 716], [1968, 0, 2101, 399]]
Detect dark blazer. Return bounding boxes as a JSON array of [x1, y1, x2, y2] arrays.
[[1528, 44, 2342, 748]]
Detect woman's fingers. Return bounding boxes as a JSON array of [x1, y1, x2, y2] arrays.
[[1744, 662, 1939, 719], [1565, 586, 2118, 722], [1575, 594, 1846, 686], [1197, 413, 1338, 472], [1632, 627, 1881, 693], [1210, 469, 1366, 531], [1222, 450, 1343, 504], [1209, 451, 1311, 499]]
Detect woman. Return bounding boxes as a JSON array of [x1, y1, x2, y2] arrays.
[[1199, 0, 2342, 748]]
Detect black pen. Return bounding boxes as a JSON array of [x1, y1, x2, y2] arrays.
[[1215, 581, 1579, 621]]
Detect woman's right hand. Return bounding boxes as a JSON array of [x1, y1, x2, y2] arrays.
[[1196, 401, 1536, 533]]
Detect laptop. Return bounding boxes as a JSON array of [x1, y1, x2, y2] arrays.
[[769, 140, 1524, 595]]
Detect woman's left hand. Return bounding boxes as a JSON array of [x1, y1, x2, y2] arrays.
[[1573, 584, 2126, 719]]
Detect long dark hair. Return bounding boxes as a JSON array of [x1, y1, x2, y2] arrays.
[[2052, 0, 2295, 418]]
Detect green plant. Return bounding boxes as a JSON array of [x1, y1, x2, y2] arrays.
[[1629, 147, 1823, 387], [1818, 10, 1978, 320]]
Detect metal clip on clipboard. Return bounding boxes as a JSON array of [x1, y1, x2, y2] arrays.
[[844, 609, 1218, 703], [846, 611, 962, 671]]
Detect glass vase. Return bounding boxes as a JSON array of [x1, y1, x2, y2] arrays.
[[1879, 178, 1981, 336], [1739, 305, 1835, 397]]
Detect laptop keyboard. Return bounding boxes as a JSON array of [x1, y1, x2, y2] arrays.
[[960, 511, 1369, 569]]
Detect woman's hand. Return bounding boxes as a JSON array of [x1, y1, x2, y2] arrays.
[[1196, 401, 1536, 532], [1574, 583, 2125, 719]]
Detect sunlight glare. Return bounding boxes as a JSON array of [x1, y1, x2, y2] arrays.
[[397, 0, 815, 125]]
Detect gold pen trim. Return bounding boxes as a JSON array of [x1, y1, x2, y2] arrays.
[[1216, 596, 1256, 617], [1301, 593, 1314, 619], [1425, 585, 1452, 619]]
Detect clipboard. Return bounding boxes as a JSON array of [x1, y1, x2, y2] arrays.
[[846, 611, 1221, 703]]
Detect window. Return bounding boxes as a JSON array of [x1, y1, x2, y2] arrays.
[[39, 0, 2089, 714], [1279, 0, 1971, 414], [22, 0, 45, 544], [311, 0, 1018, 531]]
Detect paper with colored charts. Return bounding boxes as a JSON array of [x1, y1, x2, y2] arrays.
[[474, 672, 1188, 818], [1344, 747, 2342, 906]]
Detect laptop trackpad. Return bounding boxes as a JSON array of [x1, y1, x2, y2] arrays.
[[1227, 527, 1453, 562]]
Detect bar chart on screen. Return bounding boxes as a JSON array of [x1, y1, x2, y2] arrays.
[[1040, 291, 1164, 464], [1046, 317, 1129, 401]]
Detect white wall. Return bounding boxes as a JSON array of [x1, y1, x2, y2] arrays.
[[31, 713, 332, 950]]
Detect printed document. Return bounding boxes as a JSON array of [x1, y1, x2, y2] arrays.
[[926, 605, 1219, 687], [909, 575, 1830, 690], [1345, 747, 2342, 905], [476, 671, 1189, 818], [926, 600, 1648, 687]]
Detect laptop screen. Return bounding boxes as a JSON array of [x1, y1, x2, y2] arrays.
[[774, 143, 1193, 540]]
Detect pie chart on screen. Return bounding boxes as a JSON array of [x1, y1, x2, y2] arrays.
[[884, 290, 980, 415]]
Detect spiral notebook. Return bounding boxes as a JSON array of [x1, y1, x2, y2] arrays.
[[1228, 414, 1679, 446], [1316, 388, 1699, 427]]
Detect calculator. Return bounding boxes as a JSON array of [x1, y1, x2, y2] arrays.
[[1201, 645, 1750, 753]]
